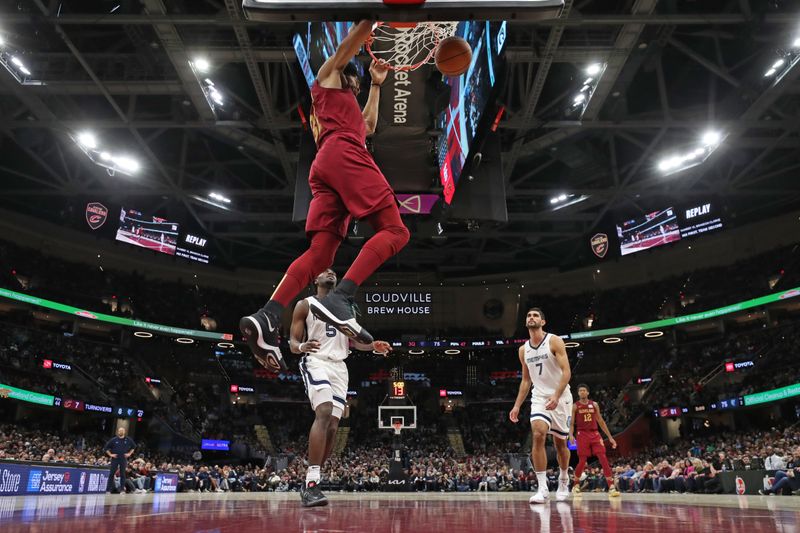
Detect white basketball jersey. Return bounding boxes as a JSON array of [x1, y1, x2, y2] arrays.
[[304, 296, 349, 361], [524, 333, 567, 398]]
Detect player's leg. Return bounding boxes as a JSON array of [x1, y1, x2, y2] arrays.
[[323, 362, 348, 464], [592, 440, 619, 497], [308, 204, 409, 344], [323, 415, 340, 464], [303, 399, 333, 507], [529, 418, 551, 503], [547, 395, 572, 501], [572, 454, 588, 494], [240, 229, 342, 372], [552, 435, 571, 501]]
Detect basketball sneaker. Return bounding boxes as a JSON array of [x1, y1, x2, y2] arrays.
[[608, 487, 621, 497], [572, 484, 582, 495], [301, 481, 328, 508], [239, 309, 287, 372], [529, 490, 550, 504], [308, 291, 373, 344], [556, 479, 570, 501]]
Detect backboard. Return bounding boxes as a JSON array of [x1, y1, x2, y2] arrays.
[[243, 0, 564, 22], [378, 405, 417, 430]]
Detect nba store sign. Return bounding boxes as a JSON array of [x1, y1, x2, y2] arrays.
[[0, 463, 110, 496]]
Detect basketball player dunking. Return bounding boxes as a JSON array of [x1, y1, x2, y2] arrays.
[[509, 307, 573, 504], [568, 383, 620, 497], [290, 268, 391, 507], [240, 20, 409, 372]]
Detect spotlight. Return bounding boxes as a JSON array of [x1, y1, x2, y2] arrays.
[[209, 88, 224, 106], [0, 35, 4, 47], [133, 331, 153, 338], [217, 342, 235, 348], [209, 192, 232, 204], [193, 57, 211, 73], [602, 337, 622, 344], [77, 131, 98, 150], [572, 93, 586, 105], [585, 63, 602, 76], [408, 349, 425, 355], [176, 337, 194, 344], [444, 349, 461, 355], [793, 37, 800, 49], [644, 331, 664, 338], [112, 155, 140, 174], [564, 341, 580, 348], [701, 130, 721, 146]]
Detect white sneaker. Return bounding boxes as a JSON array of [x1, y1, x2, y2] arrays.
[[556, 481, 570, 501], [529, 490, 550, 504]]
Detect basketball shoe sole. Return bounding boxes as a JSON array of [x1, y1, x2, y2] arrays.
[[239, 312, 287, 372], [308, 293, 373, 344]]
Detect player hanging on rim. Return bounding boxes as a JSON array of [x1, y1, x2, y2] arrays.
[[290, 268, 392, 507], [568, 383, 620, 497], [509, 307, 573, 504], [240, 20, 410, 372]]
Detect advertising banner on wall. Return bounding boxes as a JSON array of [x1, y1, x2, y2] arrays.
[[0, 462, 179, 496]]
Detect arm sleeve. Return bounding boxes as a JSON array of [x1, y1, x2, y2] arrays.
[[129, 439, 137, 450], [103, 439, 113, 451]]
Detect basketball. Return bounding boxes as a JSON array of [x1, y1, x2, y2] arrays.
[[435, 36, 472, 76]]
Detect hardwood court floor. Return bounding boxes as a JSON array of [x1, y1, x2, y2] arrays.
[[1, 491, 798, 532]]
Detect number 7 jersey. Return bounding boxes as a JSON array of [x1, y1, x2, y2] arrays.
[[524, 333, 569, 398], [305, 296, 350, 361]]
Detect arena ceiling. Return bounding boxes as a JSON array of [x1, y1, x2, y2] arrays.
[[1, 0, 800, 275]]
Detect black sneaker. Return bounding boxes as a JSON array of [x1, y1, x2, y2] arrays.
[[239, 310, 287, 372], [301, 481, 328, 507], [307, 292, 373, 344]]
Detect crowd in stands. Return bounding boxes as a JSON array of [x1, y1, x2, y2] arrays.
[[3, 418, 799, 495]]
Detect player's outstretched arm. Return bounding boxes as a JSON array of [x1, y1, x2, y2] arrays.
[[509, 345, 531, 423], [362, 61, 388, 135], [594, 402, 617, 448], [289, 300, 316, 354], [317, 20, 374, 87], [351, 339, 392, 354]]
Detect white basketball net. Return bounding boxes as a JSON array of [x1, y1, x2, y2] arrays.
[[367, 21, 459, 72]]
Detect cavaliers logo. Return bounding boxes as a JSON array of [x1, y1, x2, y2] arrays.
[[591, 233, 609, 258], [85, 202, 108, 230], [735, 476, 746, 495]]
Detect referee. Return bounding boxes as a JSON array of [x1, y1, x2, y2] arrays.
[[104, 427, 136, 494]]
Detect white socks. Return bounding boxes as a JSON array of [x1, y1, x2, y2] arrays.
[[559, 469, 569, 484], [536, 471, 548, 492], [306, 465, 321, 486]]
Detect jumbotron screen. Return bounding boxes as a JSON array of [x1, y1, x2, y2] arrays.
[[437, 21, 506, 204], [616, 202, 724, 256], [292, 22, 365, 89], [115, 207, 180, 257]]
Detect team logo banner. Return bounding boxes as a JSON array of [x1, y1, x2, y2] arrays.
[[590, 233, 609, 258], [396, 194, 440, 215], [85, 202, 108, 230]]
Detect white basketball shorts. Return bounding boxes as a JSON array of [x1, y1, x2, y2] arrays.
[[299, 355, 348, 419], [530, 388, 572, 439]]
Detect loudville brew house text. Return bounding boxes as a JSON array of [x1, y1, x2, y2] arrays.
[[365, 292, 432, 315]]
